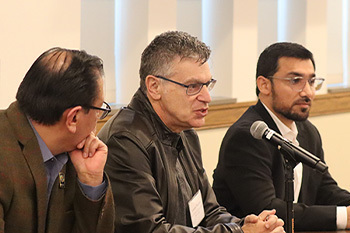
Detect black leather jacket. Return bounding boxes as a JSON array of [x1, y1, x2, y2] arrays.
[[98, 89, 243, 233]]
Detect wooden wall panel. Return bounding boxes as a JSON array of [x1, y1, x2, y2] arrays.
[[96, 92, 350, 132]]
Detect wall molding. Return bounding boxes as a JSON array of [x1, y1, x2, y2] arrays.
[[97, 92, 350, 132]]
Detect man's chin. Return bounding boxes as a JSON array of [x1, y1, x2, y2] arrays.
[[287, 106, 310, 121], [289, 112, 309, 122], [191, 119, 206, 129]]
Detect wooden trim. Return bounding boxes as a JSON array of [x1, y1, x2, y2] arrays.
[[97, 92, 350, 132], [309, 91, 350, 116], [200, 92, 350, 130], [201, 100, 255, 130], [97, 115, 113, 133]]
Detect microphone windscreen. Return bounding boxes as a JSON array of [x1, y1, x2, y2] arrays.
[[250, 121, 268, 139]]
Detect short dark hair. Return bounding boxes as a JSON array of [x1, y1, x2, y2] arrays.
[[139, 31, 211, 92], [16, 47, 104, 125], [255, 42, 315, 96]]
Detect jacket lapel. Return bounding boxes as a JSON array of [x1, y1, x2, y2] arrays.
[[254, 100, 281, 133], [7, 102, 48, 233]]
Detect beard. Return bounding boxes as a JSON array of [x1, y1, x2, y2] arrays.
[[271, 88, 311, 122], [272, 104, 309, 121]]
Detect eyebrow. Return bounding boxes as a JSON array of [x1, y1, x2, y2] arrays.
[[185, 76, 213, 84], [287, 72, 316, 78]]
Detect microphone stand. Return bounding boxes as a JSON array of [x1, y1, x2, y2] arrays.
[[279, 143, 298, 233]]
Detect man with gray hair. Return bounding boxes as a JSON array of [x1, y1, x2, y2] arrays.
[[98, 31, 284, 233]]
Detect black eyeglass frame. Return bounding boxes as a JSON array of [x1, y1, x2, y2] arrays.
[[154, 75, 217, 96], [267, 76, 325, 92], [84, 101, 111, 120]]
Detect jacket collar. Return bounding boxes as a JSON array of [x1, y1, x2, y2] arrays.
[[254, 99, 281, 134], [128, 89, 183, 150]]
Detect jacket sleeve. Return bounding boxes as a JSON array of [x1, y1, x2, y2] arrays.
[[213, 122, 350, 231], [104, 133, 243, 233], [197, 163, 243, 233], [295, 123, 350, 230], [72, 173, 115, 233]]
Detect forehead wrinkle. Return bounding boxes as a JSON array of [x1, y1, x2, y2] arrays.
[[41, 49, 72, 73]]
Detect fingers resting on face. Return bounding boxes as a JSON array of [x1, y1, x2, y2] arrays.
[[76, 132, 106, 158]]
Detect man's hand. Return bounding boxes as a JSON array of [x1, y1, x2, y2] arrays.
[[69, 132, 107, 186], [242, 209, 285, 233]]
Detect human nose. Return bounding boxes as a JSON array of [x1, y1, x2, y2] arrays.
[[300, 80, 315, 97], [197, 85, 212, 103]]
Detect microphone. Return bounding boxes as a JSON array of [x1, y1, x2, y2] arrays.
[[250, 121, 328, 173]]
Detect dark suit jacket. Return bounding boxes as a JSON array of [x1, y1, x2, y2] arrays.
[[212, 100, 350, 231], [0, 102, 114, 233]]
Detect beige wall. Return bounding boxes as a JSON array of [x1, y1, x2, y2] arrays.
[[310, 113, 350, 190], [0, 0, 81, 109]]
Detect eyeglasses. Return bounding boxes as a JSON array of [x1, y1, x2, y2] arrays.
[[84, 101, 111, 120], [155, 75, 217, 96], [268, 76, 325, 92]]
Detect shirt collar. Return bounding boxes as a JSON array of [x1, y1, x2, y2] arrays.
[[27, 117, 55, 163], [130, 88, 183, 148]]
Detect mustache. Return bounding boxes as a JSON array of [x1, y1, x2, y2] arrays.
[[294, 97, 311, 105]]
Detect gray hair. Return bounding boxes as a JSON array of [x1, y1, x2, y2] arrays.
[[139, 31, 211, 92]]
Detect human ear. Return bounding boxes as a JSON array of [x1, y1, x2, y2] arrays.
[[145, 75, 162, 100], [65, 106, 82, 134], [256, 76, 272, 95]]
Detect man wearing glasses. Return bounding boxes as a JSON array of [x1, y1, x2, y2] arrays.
[[0, 47, 114, 233], [213, 42, 350, 231], [98, 31, 284, 233]]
